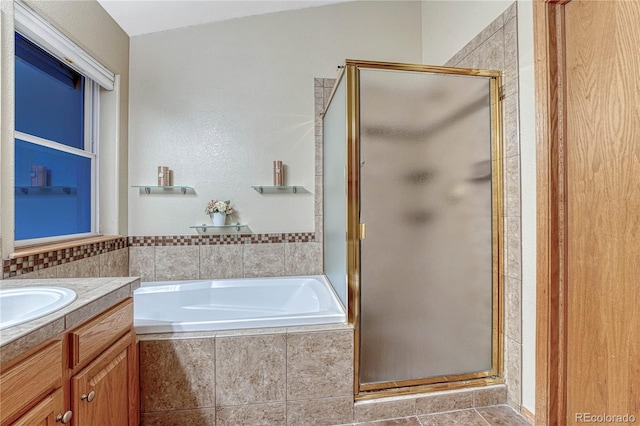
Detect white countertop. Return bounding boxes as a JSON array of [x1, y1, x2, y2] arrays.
[[0, 277, 140, 364]]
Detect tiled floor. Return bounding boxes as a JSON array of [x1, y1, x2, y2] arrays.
[[341, 405, 531, 426]]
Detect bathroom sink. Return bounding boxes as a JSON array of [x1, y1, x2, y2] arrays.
[[0, 287, 77, 330]]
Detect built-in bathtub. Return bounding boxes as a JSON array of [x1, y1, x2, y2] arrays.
[[133, 275, 346, 334]]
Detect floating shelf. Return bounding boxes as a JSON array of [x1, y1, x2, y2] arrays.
[[132, 185, 194, 195], [251, 185, 306, 194], [190, 224, 248, 232], [15, 186, 77, 196]]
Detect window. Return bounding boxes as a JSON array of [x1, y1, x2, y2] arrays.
[[12, 0, 115, 246], [14, 32, 98, 244]]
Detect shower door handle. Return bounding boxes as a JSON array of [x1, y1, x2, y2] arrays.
[[359, 223, 366, 240]]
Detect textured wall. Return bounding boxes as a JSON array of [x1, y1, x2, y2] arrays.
[[128, 1, 422, 236]]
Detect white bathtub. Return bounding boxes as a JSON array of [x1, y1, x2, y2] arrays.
[[134, 275, 346, 334]]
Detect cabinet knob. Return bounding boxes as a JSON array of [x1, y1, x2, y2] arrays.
[[56, 410, 73, 423], [81, 390, 96, 402]]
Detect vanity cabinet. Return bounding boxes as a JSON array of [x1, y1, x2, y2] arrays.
[[0, 298, 139, 426], [71, 332, 134, 426], [11, 388, 66, 426]]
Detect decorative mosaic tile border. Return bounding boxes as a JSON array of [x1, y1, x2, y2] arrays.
[[2, 237, 128, 279], [2, 233, 316, 279], [128, 232, 315, 247]]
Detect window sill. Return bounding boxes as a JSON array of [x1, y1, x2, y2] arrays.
[[10, 235, 125, 259]]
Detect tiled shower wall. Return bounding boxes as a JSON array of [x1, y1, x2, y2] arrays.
[[445, 3, 523, 410]]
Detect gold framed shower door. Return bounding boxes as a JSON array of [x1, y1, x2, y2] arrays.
[[338, 60, 504, 397]]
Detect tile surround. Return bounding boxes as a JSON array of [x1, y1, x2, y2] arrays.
[[215, 334, 287, 405], [215, 402, 286, 426], [140, 325, 356, 425], [139, 338, 216, 412], [2, 233, 317, 280], [445, 4, 523, 411], [287, 330, 354, 400], [2, 237, 128, 279]]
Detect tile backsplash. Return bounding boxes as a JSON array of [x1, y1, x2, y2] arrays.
[[129, 233, 321, 282]]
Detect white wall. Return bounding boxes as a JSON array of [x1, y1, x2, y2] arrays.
[[128, 1, 422, 235], [421, 0, 536, 414], [517, 0, 536, 414]]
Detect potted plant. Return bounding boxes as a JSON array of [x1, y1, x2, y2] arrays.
[[205, 199, 235, 226]]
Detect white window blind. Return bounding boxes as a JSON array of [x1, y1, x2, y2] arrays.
[[14, 0, 115, 90]]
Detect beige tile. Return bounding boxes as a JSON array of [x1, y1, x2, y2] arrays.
[[314, 78, 323, 88], [139, 338, 216, 412], [100, 248, 129, 277], [65, 285, 131, 329], [286, 322, 352, 334], [315, 134, 323, 177], [323, 86, 333, 103], [504, 1, 517, 22], [284, 242, 322, 276], [141, 408, 216, 425], [451, 13, 504, 69], [505, 338, 522, 406], [504, 17, 519, 77], [215, 334, 286, 405], [504, 155, 521, 217], [287, 330, 353, 400], [355, 417, 422, 426], [13, 267, 57, 279], [287, 396, 353, 426], [415, 390, 473, 415], [56, 256, 100, 278], [243, 243, 284, 278], [505, 216, 522, 280], [216, 402, 286, 426], [315, 174, 323, 217], [315, 215, 323, 243], [505, 275, 522, 343], [353, 399, 415, 423], [476, 405, 530, 426], [129, 246, 155, 282], [199, 244, 243, 279], [503, 94, 520, 158], [215, 327, 286, 338], [323, 78, 336, 89], [418, 409, 488, 426], [155, 246, 199, 281], [503, 72, 519, 100], [476, 28, 505, 72], [0, 317, 65, 365], [473, 385, 507, 407]]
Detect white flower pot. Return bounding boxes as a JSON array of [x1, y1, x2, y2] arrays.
[[211, 212, 226, 226]]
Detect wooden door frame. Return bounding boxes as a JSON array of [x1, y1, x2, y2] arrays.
[[534, 0, 570, 425]]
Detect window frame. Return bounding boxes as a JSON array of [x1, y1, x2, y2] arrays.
[[13, 69, 100, 246], [13, 15, 106, 246]]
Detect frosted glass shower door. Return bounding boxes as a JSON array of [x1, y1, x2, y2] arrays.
[[358, 68, 497, 387]]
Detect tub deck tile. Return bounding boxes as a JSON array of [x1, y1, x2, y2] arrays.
[[215, 334, 287, 406]]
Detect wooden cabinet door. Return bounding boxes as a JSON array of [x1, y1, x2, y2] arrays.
[[71, 333, 131, 426], [11, 388, 65, 426]]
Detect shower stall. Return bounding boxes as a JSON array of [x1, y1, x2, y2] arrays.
[[322, 60, 503, 396]]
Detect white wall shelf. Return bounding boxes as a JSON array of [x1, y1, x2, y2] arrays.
[[132, 185, 194, 194], [15, 186, 77, 196], [190, 224, 248, 232], [251, 185, 306, 194]]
